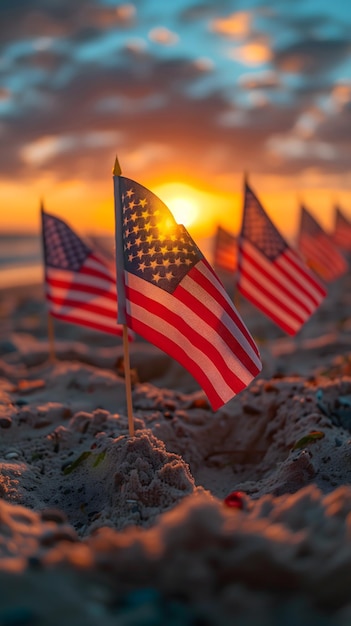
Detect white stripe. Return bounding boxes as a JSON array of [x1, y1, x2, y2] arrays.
[[183, 262, 261, 369], [279, 249, 326, 303], [49, 302, 120, 330], [46, 285, 117, 313], [239, 275, 300, 332], [238, 254, 307, 321], [46, 267, 115, 294], [85, 256, 115, 278]]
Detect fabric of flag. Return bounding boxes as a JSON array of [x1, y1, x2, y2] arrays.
[[41, 210, 124, 336], [297, 205, 348, 282], [213, 225, 237, 273], [113, 175, 262, 411], [237, 183, 327, 336], [332, 206, 351, 251]]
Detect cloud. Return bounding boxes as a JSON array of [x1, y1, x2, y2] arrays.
[[148, 27, 179, 46], [228, 40, 272, 66], [273, 37, 351, 75], [238, 71, 280, 90], [210, 11, 252, 39]]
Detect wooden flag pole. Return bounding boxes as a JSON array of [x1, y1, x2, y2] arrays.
[[40, 200, 56, 365], [113, 156, 135, 437], [122, 324, 134, 437], [47, 312, 56, 364]]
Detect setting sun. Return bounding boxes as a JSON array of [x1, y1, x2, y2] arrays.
[[153, 183, 200, 228]]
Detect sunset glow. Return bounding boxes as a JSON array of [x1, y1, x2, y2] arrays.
[[1, 1, 351, 242]]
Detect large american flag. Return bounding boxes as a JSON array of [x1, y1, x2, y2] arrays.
[[213, 225, 237, 274], [237, 183, 327, 336], [113, 175, 262, 410], [41, 210, 124, 336], [332, 206, 351, 252], [297, 205, 348, 282]]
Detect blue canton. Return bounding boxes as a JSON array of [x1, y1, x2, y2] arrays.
[[119, 177, 203, 294], [300, 206, 323, 236], [242, 185, 287, 261], [42, 213, 91, 270]]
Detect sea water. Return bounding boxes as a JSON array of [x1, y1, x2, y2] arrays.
[[0, 234, 43, 289]]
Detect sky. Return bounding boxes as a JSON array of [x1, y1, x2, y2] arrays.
[[1, 0, 351, 241]]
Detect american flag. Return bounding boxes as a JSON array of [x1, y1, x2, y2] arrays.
[[332, 206, 351, 251], [237, 183, 327, 336], [41, 210, 124, 336], [297, 205, 348, 282], [213, 225, 237, 274], [113, 175, 262, 411]]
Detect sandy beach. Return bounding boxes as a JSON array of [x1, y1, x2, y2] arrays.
[[1, 272, 351, 625]]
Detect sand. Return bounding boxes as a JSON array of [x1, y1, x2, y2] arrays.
[[1, 274, 351, 624]]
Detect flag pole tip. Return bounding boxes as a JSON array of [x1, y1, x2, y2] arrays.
[[113, 155, 122, 176]]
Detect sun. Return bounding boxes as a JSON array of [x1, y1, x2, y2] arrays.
[[153, 183, 200, 228], [166, 196, 200, 227]]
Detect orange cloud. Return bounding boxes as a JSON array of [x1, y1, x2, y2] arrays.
[[148, 27, 179, 45], [211, 12, 251, 38], [229, 41, 272, 65]]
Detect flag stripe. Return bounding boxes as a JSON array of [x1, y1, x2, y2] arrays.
[[238, 281, 299, 335], [184, 260, 261, 362], [46, 267, 116, 294], [239, 246, 311, 320], [124, 278, 258, 409], [126, 312, 225, 409], [127, 268, 260, 385], [124, 269, 261, 407], [278, 249, 326, 303], [79, 255, 116, 283], [239, 240, 325, 316], [49, 310, 123, 335], [213, 227, 237, 273], [46, 292, 117, 319]]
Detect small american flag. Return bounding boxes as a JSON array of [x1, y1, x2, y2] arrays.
[[297, 205, 348, 282], [332, 206, 351, 251], [213, 225, 237, 274], [237, 183, 326, 336], [113, 175, 262, 410], [41, 209, 124, 336]]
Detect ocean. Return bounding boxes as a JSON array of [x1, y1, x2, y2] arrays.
[[0, 234, 43, 289]]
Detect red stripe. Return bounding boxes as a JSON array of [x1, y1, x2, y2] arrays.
[[126, 284, 252, 394], [275, 251, 325, 306], [195, 260, 260, 359], [282, 250, 326, 298], [299, 235, 347, 279], [239, 247, 312, 317], [238, 284, 296, 335], [50, 311, 123, 336], [47, 293, 117, 319], [80, 263, 115, 284], [46, 276, 117, 301], [238, 264, 304, 325], [175, 281, 260, 376], [126, 313, 224, 410]]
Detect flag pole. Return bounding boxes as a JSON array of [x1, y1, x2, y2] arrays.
[[47, 314, 56, 364], [113, 156, 135, 437], [40, 201, 56, 364], [122, 325, 134, 437]]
